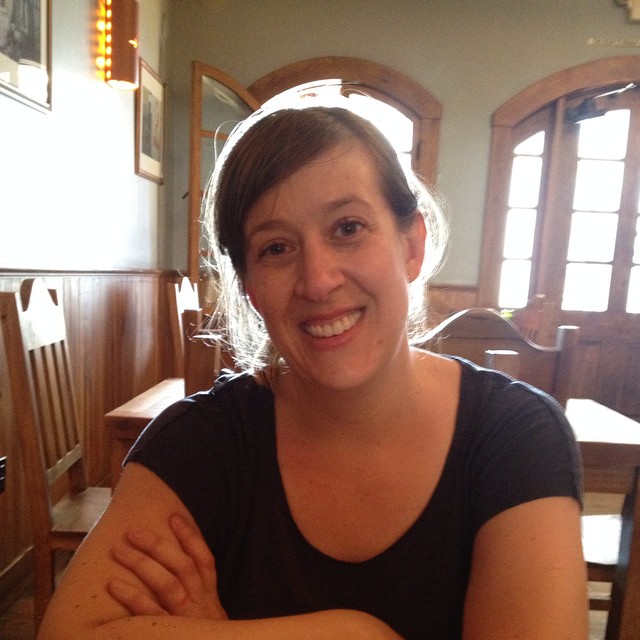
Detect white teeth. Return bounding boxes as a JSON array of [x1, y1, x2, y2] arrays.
[[304, 311, 362, 338]]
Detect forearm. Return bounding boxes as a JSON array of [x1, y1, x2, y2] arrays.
[[39, 609, 403, 640]]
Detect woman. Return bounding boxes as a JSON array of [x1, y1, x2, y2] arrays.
[[38, 105, 588, 639]]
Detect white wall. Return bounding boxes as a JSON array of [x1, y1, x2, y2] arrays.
[[0, 0, 167, 270], [165, 0, 640, 285]]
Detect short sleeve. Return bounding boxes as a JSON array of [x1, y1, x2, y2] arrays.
[[456, 366, 583, 534], [125, 374, 273, 552]]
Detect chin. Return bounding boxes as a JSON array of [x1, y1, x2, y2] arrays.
[[296, 357, 387, 393]]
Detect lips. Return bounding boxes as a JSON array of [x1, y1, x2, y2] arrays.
[[303, 310, 362, 338]]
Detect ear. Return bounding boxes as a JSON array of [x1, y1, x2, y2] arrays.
[[403, 211, 427, 283]]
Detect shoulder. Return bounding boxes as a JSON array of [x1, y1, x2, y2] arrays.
[[453, 355, 569, 426], [126, 372, 274, 461], [447, 358, 582, 530], [455, 356, 579, 468]]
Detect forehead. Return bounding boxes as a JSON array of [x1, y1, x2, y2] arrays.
[[245, 141, 386, 224]]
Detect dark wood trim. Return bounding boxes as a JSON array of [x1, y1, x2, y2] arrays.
[[248, 56, 442, 118], [493, 55, 640, 128], [0, 551, 32, 613]]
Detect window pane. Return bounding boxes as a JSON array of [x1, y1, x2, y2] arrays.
[[562, 263, 612, 311], [200, 137, 217, 190], [201, 76, 254, 132], [627, 266, 640, 313], [349, 93, 413, 152], [508, 156, 542, 208], [498, 259, 531, 309], [503, 208, 536, 259], [514, 131, 545, 156], [567, 212, 618, 262], [573, 159, 624, 212], [578, 109, 630, 160]]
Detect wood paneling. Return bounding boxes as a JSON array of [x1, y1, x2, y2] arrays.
[[0, 270, 177, 596]]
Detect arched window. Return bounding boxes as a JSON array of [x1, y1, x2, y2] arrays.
[[480, 56, 640, 314], [248, 56, 442, 186]]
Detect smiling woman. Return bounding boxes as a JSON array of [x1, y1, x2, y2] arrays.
[[240, 139, 426, 393], [38, 104, 588, 640], [206, 102, 447, 373]]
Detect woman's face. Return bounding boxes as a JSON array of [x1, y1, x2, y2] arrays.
[[243, 141, 426, 392]]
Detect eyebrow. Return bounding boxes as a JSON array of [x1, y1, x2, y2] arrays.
[[245, 195, 372, 239]]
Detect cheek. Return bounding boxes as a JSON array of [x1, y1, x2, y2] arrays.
[[244, 274, 288, 321]]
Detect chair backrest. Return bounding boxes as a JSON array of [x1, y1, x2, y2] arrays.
[[0, 278, 86, 538], [511, 293, 561, 347], [182, 308, 220, 395], [167, 276, 200, 376], [422, 307, 580, 406], [182, 308, 240, 395]]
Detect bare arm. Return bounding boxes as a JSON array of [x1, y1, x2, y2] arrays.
[[463, 496, 589, 640], [37, 462, 402, 640], [113, 493, 590, 640]]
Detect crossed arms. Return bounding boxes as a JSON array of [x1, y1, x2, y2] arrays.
[[37, 462, 588, 640]]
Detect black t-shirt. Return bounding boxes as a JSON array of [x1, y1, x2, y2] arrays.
[[126, 357, 582, 639]]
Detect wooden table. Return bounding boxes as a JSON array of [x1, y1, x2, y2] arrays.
[[566, 398, 640, 494], [105, 377, 185, 487], [566, 398, 640, 640]]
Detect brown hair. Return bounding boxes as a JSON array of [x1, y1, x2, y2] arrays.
[[214, 106, 419, 277], [203, 104, 447, 372]]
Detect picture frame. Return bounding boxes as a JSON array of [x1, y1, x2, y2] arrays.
[[135, 58, 165, 184], [0, 0, 52, 111]]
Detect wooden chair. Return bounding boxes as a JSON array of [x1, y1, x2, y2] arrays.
[[579, 441, 640, 639], [182, 308, 222, 395], [167, 276, 200, 376], [511, 293, 561, 347], [422, 307, 579, 407], [0, 278, 111, 628]]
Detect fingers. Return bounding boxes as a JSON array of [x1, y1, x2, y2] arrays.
[[107, 577, 169, 616], [110, 516, 227, 620], [169, 515, 218, 595], [112, 533, 193, 613]]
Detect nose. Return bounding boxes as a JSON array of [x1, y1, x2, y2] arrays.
[[294, 241, 345, 301]]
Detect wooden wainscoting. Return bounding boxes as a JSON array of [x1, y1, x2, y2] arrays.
[[0, 269, 177, 600]]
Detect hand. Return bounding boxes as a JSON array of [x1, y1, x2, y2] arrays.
[[108, 513, 227, 620]]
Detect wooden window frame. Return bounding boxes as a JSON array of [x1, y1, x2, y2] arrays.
[[478, 55, 640, 308], [248, 56, 443, 186]]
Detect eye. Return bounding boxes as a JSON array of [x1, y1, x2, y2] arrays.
[[257, 240, 293, 260], [335, 219, 364, 238]]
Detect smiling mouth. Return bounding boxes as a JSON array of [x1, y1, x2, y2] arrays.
[[303, 310, 362, 338]]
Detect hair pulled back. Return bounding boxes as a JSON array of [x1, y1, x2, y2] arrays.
[[202, 104, 448, 373]]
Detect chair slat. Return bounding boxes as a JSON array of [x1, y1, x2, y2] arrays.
[[0, 278, 111, 629]]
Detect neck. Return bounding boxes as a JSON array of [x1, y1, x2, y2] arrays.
[[274, 347, 424, 443]]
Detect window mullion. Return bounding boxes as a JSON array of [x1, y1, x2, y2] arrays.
[[609, 102, 640, 312], [534, 98, 577, 305]]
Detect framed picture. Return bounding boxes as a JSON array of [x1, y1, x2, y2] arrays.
[[135, 58, 165, 184], [0, 0, 52, 111]]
